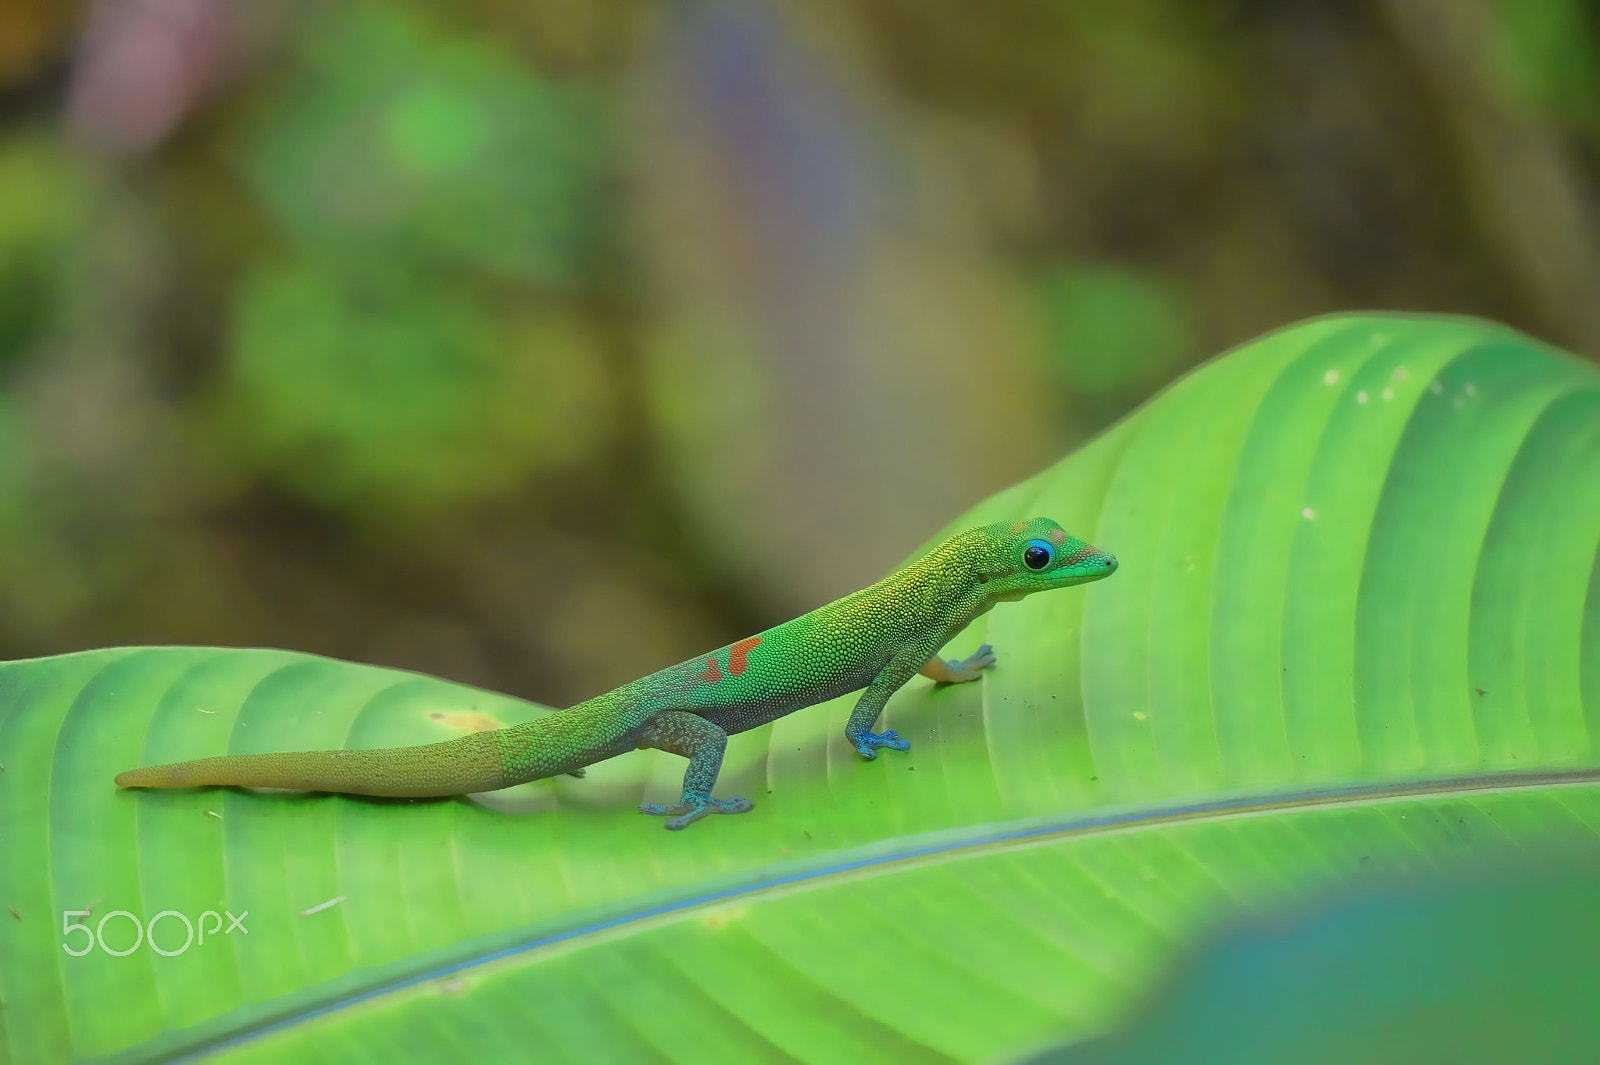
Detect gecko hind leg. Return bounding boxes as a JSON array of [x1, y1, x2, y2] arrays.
[[634, 711, 753, 830]]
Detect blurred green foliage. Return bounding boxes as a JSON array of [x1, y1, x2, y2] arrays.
[[225, 263, 612, 510], [1490, 0, 1600, 122], [1035, 265, 1194, 409], [0, 138, 83, 364], [223, 5, 613, 511], [242, 6, 607, 286], [0, 0, 1594, 708]]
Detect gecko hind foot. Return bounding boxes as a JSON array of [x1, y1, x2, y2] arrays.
[[850, 729, 911, 759], [639, 794, 754, 830], [942, 644, 997, 682], [964, 643, 997, 670]]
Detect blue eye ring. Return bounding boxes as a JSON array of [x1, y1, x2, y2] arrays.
[[1022, 538, 1054, 571]]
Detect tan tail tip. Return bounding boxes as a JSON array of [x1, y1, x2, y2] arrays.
[[115, 767, 165, 788]]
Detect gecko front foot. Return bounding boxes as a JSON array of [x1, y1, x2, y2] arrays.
[[639, 794, 754, 830], [848, 728, 910, 760]]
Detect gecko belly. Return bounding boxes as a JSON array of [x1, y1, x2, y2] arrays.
[[690, 658, 886, 736]]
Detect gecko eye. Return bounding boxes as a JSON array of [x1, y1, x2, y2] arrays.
[[1022, 539, 1054, 570]]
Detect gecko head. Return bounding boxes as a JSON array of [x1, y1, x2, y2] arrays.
[[967, 517, 1118, 602]]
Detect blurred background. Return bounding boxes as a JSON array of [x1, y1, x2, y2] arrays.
[[0, 0, 1596, 707]]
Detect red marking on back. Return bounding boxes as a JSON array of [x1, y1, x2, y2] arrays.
[[728, 636, 762, 676], [698, 657, 723, 683]]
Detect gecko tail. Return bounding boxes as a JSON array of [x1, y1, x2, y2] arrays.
[[113, 731, 511, 798]]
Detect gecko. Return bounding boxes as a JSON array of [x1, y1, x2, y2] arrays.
[[116, 517, 1118, 829]]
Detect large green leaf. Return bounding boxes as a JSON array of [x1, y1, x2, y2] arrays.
[[1, 314, 1597, 1063]]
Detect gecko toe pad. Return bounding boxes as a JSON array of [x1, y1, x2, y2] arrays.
[[640, 795, 754, 830], [851, 729, 911, 759]]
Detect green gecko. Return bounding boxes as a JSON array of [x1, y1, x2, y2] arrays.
[[116, 518, 1118, 829]]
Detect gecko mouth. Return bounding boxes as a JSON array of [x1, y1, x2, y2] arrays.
[[1051, 553, 1118, 583]]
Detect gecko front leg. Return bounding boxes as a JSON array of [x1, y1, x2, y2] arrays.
[[846, 644, 942, 759]]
